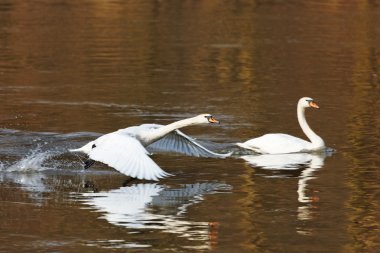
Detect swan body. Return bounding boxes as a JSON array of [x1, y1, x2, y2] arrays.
[[237, 97, 325, 154], [70, 114, 230, 181]]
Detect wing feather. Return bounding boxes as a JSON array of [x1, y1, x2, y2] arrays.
[[89, 133, 171, 181], [147, 129, 232, 158]]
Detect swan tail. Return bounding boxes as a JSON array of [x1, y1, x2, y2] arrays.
[[69, 146, 89, 153], [69, 147, 83, 152], [69, 141, 94, 154]]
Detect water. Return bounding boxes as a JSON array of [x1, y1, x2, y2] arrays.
[[0, 1, 379, 252]]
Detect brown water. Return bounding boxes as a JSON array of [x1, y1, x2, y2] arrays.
[[0, 1, 379, 252]]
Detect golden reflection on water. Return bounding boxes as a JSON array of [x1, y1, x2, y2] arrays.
[[343, 10, 380, 251], [0, 1, 379, 252]]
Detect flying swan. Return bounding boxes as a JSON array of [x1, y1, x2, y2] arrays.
[[237, 97, 325, 154], [70, 114, 231, 181]]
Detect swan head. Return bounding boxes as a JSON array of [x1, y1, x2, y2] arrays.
[[194, 114, 220, 124], [299, 97, 319, 109]]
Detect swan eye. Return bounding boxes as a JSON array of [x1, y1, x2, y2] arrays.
[[204, 115, 213, 121], [92, 144, 96, 149]]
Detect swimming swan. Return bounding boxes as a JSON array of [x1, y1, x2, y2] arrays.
[[70, 114, 231, 180], [237, 97, 325, 154]]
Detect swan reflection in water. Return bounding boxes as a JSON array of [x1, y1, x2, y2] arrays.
[[0, 172, 49, 203], [241, 152, 327, 224], [80, 182, 231, 246]]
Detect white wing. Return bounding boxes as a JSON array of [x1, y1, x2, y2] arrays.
[[147, 129, 232, 158], [116, 124, 231, 158], [89, 133, 171, 181]]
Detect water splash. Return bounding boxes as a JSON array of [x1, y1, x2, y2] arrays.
[[6, 149, 58, 172]]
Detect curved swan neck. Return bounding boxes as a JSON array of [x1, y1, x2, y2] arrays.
[[142, 117, 201, 146], [297, 103, 325, 148]]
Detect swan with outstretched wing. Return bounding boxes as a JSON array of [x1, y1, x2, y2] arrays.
[[70, 114, 231, 181]]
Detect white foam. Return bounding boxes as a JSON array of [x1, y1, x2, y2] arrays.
[[6, 149, 57, 172]]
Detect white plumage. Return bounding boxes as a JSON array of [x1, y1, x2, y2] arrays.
[[70, 114, 230, 180], [237, 97, 325, 154], [89, 133, 169, 181], [237, 133, 313, 154]]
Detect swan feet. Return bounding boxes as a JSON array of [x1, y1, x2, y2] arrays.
[[83, 180, 98, 192], [84, 158, 95, 169]]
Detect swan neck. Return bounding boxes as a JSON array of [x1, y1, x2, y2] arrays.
[[297, 104, 324, 148], [143, 117, 199, 145]]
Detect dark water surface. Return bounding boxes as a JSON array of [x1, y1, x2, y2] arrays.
[[0, 1, 379, 252]]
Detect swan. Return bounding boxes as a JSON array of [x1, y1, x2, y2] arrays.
[[69, 114, 231, 181], [237, 97, 325, 154]]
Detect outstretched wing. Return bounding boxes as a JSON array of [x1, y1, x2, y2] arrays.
[[147, 129, 232, 158], [89, 133, 171, 181]]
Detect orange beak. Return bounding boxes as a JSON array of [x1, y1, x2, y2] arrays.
[[208, 116, 220, 124], [309, 101, 320, 109]]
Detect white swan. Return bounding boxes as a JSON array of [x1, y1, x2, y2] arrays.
[[70, 114, 231, 181], [237, 97, 325, 154]]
